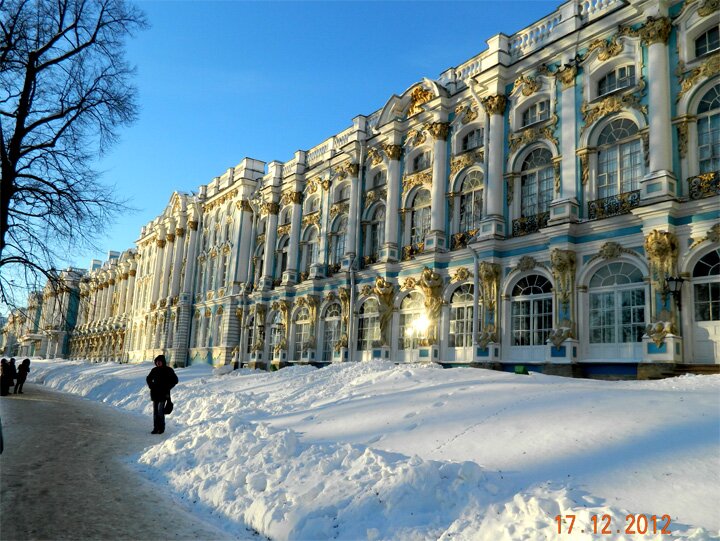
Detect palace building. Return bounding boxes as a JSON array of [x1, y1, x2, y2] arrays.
[[3, 0, 719, 377]]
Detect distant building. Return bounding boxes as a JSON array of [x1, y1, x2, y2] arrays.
[[5, 0, 719, 377]]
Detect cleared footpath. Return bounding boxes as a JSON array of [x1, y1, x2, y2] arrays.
[[0, 383, 244, 541]]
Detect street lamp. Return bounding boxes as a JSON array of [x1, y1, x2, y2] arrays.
[[664, 275, 685, 312]]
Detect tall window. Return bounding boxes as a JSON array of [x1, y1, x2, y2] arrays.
[[695, 26, 719, 58], [280, 208, 291, 225], [410, 189, 431, 245], [302, 228, 319, 275], [369, 206, 385, 259], [598, 65, 635, 96], [269, 311, 284, 352], [520, 148, 553, 218], [693, 249, 720, 322], [596, 119, 643, 199], [413, 151, 431, 172], [322, 303, 342, 362], [330, 217, 347, 266], [337, 184, 351, 202], [459, 171, 483, 232], [398, 292, 426, 350], [697, 84, 720, 174], [305, 196, 320, 214], [449, 284, 474, 348], [246, 317, 255, 354], [462, 129, 483, 151], [293, 307, 312, 360], [275, 237, 289, 279], [521, 100, 550, 127], [589, 263, 646, 344], [511, 275, 553, 346], [357, 299, 380, 351], [372, 170, 387, 187]]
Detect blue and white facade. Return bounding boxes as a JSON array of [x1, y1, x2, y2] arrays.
[[5, 0, 718, 377]]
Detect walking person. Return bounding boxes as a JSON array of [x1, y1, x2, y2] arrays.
[[14, 358, 30, 394], [146, 355, 178, 435], [0, 359, 10, 396]]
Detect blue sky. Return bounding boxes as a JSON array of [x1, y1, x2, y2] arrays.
[[85, 0, 558, 268]]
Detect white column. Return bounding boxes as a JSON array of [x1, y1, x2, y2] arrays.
[[125, 270, 136, 316], [159, 236, 174, 300], [105, 280, 116, 319], [344, 165, 361, 259], [645, 18, 673, 175], [382, 145, 402, 262], [150, 240, 165, 305], [182, 222, 199, 295], [230, 201, 253, 285], [479, 95, 508, 238], [428, 122, 449, 251], [559, 67, 577, 200], [283, 192, 303, 284], [170, 228, 185, 297], [261, 206, 279, 286]]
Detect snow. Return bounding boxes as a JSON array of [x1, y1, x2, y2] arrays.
[[29, 359, 720, 541]]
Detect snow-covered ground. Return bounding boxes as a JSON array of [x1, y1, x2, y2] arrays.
[[28, 359, 719, 541]]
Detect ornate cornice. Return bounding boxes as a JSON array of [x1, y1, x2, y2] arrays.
[[621, 16, 672, 46], [481, 94, 507, 116]]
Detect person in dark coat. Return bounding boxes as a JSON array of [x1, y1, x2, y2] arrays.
[[146, 355, 178, 434], [14, 358, 30, 394], [0, 359, 10, 396]]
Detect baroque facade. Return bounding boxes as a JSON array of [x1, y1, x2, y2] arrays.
[[3, 0, 719, 376]]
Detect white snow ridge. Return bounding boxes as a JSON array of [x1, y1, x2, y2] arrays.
[[30, 359, 720, 541]]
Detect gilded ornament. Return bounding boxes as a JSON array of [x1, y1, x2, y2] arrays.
[[276, 223, 291, 237], [451, 267, 472, 283], [555, 64, 577, 90], [480, 95, 507, 116], [506, 175, 516, 205], [512, 75, 541, 97], [576, 148, 592, 186], [305, 178, 319, 194], [188, 220, 199, 231], [166, 233, 175, 243], [641, 131, 649, 167], [450, 149, 484, 177], [364, 188, 387, 208], [645, 318, 675, 348], [676, 121, 689, 159], [644, 230, 679, 292], [383, 143, 403, 161], [455, 105, 478, 124], [425, 121, 450, 141], [330, 202, 349, 219], [262, 202, 279, 216], [418, 267, 443, 345], [676, 53, 720, 101], [550, 249, 576, 306], [374, 277, 395, 347], [406, 128, 426, 147], [407, 85, 434, 117], [478, 262, 500, 313], [175, 227, 185, 237], [367, 147, 383, 166], [690, 223, 720, 249], [698, 0, 719, 16], [338, 287, 351, 329], [402, 170, 433, 196], [156, 239, 166, 248], [635, 16, 672, 46], [509, 121, 559, 153], [580, 94, 647, 135], [585, 35, 624, 62], [516, 256, 537, 272], [553, 155, 562, 195], [256, 233, 265, 246], [400, 277, 417, 290], [302, 212, 321, 228], [240, 200, 253, 212], [360, 284, 373, 297]]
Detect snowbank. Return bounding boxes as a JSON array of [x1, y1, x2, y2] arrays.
[[29, 359, 720, 540]]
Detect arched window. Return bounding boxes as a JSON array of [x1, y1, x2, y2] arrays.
[[357, 299, 380, 351], [596, 118, 643, 200], [293, 307, 312, 360], [511, 275, 553, 346], [520, 148, 553, 218], [462, 129, 483, 151], [275, 237, 289, 280], [330, 217, 347, 266], [208, 256, 217, 291], [279, 208, 291, 226], [322, 303, 342, 362], [693, 249, 720, 322], [246, 316, 255, 355], [398, 291, 426, 350], [413, 151, 431, 172], [269, 311, 284, 353], [697, 84, 720, 174], [521, 100, 550, 127], [598, 65, 635, 97], [459, 171, 483, 232], [449, 284, 474, 347], [589, 262, 646, 344], [369, 206, 385, 259], [337, 184, 351, 202], [695, 26, 719, 58], [372, 170, 387, 187], [410, 189, 431, 245], [302, 227, 319, 275]]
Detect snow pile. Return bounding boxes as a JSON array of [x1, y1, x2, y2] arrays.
[[29, 359, 720, 540]]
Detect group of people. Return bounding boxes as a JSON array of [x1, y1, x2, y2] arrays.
[[1, 358, 31, 396]]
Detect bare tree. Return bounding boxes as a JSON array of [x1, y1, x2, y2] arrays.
[[0, 0, 146, 307]]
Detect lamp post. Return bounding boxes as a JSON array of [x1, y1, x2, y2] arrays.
[[665, 275, 685, 312]]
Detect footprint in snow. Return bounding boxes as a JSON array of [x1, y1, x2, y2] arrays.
[[404, 411, 417, 419], [405, 423, 418, 431]]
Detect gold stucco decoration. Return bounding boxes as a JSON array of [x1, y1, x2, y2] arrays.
[[676, 53, 720, 101], [555, 64, 577, 90], [418, 267, 443, 345], [425, 121, 450, 141], [698, 0, 719, 16], [689, 223, 720, 249], [451, 267, 472, 283], [383, 143, 403, 161], [509, 118, 559, 153], [406, 128, 427, 147], [276, 223, 291, 238], [585, 35, 624, 62], [367, 147, 383, 166], [374, 277, 395, 347], [622, 16, 672, 46], [481, 94, 507, 116], [329, 202, 349, 219], [407, 85, 434, 117], [550, 249, 576, 306], [365, 188, 387, 208], [400, 277, 417, 291], [302, 212, 320, 228], [450, 149, 484, 177], [580, 94, 646, 136], [512, 75, 541, 97], [645, 230, 679, 292], [402, 170, 433, 196]]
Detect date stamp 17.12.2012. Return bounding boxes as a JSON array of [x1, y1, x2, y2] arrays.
[[555, 514, 672, 535]]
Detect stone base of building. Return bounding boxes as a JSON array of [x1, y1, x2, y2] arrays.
[[641, 170, 677, 202], [371, 345, 391, 360], [271, 349, 288, 370], [636, 362, 676, 380], [642, 334, 682, 363], [546, 339, 579, 362], [542, 362, 583, 378], [417, 344, 440, 362], [475, 342, 501, 361], [332, 347, 350, 362]]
